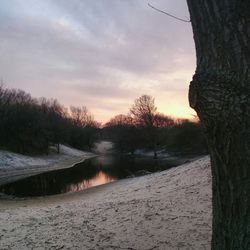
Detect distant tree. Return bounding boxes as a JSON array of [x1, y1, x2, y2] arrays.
[[164, 120, 207, 156], [104, 114, 140, 154], [130, 95, 159, 158], [152, 113, 176, 150], [46, 99, 67, 153], [70, 106, 93, 127], [106, 114, 133, 126], [130, 95, 157, 127], [0, 86, 99, 154], [153, 113, 175, 128], [0, 87, 48, 154], [69, 106, 98, 150]]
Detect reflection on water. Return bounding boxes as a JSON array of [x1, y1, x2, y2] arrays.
[[66, 171, 116, 193], [0, 157, 119, 197], [0, 152, 176, 197]]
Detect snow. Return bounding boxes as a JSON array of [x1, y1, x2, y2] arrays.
[[0, 145, 96, 186], [0, 150, 49, 169], [0, 144, 94, 170], [0, 156, 212, 249], [59, 145, 90, 157], [93, 141, 114, 154]]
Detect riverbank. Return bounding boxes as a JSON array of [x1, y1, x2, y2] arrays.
[[0, 145, 96, 186], [0, 156, 212, 249]]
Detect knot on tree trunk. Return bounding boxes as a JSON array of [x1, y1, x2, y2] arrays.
[[189, 72, 250, 121], [189, 79, 198, 109]]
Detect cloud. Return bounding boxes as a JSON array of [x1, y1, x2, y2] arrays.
[[0, 0, 195, 122]]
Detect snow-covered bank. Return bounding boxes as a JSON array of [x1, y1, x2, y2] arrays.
[[0, 156, 212, 250], [0, 145, 96, 186]]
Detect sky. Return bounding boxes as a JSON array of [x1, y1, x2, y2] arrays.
[[0, 0, 196, 123]]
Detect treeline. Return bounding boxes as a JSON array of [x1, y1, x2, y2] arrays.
[[103, 95, 207, 157], [0, 86, 207, 157], [0, 85, 99, 155]]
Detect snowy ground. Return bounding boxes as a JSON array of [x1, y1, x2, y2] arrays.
[[0, 145, 96, 186], [0, 156, 212, 250]]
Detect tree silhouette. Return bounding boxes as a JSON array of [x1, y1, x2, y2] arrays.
[[130, 95, 157, 127], [130, 95, 159, 158]]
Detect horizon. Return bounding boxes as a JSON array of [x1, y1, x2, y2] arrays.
[[0, 0, 196, 123]]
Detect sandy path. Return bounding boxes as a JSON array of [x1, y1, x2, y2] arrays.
[[0, 156, 212, 250]]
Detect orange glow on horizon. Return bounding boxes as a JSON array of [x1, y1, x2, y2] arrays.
[[92, 96, 197, 124]]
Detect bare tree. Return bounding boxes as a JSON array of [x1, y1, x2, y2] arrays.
[[187, 1, 250, 249], [106, 114, 134, 127], [130, 95, 157, 127], [153, 113, 175, 128], [70, 106, 93, 127], [130, 95, 158, 158], [105, 114, 137, 154]]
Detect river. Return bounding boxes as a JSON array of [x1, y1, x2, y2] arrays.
[[0, 141, 180, 197]]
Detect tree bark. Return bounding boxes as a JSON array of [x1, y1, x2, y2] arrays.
[[186, 1, 250, 249]]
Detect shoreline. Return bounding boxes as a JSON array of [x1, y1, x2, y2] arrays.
[[0, 146, 96, 186]]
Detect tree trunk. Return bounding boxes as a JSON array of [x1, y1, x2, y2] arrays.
[[186, 1, 250, 249]]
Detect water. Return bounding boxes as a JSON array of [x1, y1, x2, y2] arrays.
[[0, 142, 177, 197]]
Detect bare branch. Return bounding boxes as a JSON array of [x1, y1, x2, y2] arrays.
[[148, 3, 191, 23]]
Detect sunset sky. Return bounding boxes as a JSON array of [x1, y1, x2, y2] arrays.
[[0, 0, 196, 123]]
